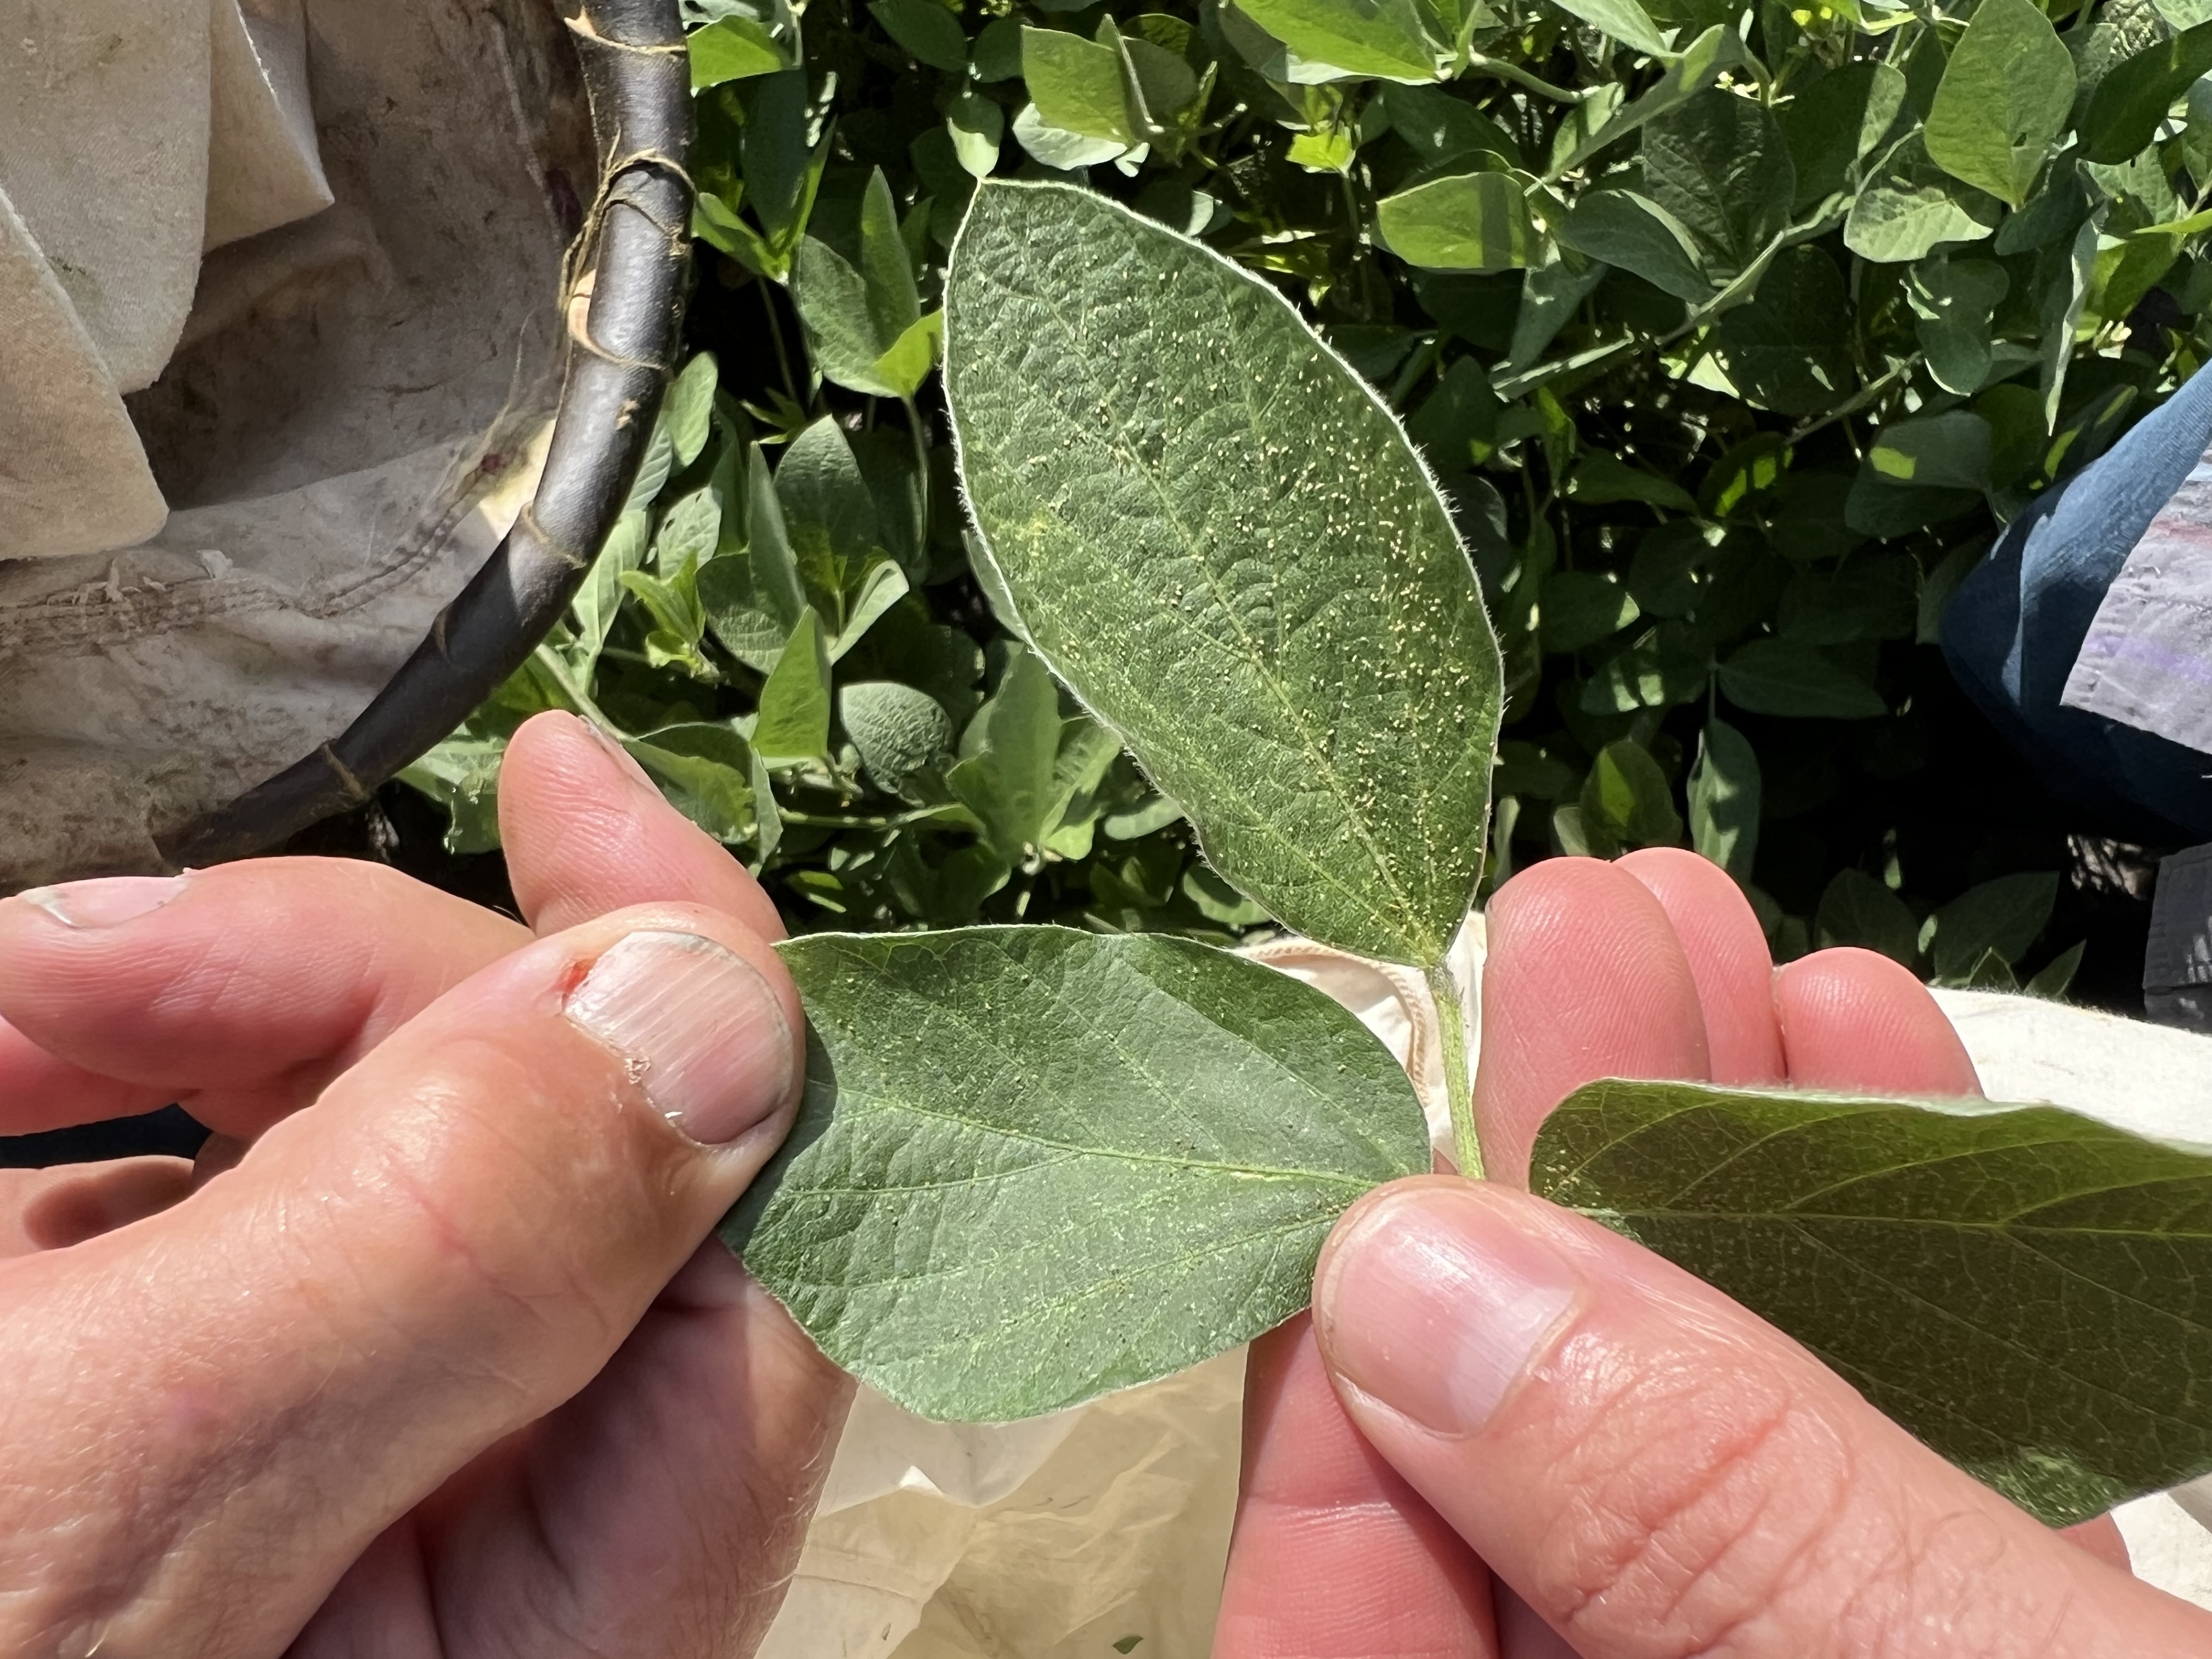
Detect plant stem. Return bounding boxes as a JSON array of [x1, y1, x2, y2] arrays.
[[1426, 957, 1482, 1180], [1464, 52, 1584, 103], [1786, 354, 1918, 444], [902, 392, 930, 536], [763, 283, 801, 404], [532, 641, 616, 729]]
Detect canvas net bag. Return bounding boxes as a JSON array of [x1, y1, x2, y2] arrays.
[[0, 0, 686, 889]]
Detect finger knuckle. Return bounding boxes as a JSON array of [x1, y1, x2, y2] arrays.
[[1530, 1338, 1860, 1658]]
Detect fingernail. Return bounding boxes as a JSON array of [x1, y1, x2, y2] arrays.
[[1317, 1185, 1583, 1436], [579, 716, 661, 798], [563, 930, 794, 1145], [15, 876, 187, 929]]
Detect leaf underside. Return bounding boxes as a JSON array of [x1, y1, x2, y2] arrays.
[[1532, 1079, 2212, 1526], [726, 926, 1431, 1421], [943, 180, 1503, 969]]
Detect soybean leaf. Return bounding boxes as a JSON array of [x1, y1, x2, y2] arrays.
[[654, 485, 723, 573], [755, 608, 833, 763], [856, 168, 922, 337], [1107, 17, 1203, 143], [1581, 738, 1683, 850], [1508, 251, 1610, 369], [829, 559, 911, 662], [1012, 101, 1128, 169], [1549, 0, 1671, 58], [620, 566, 709, 668], [728, 927, 1432, 1420], [664, 353, 721, 469], [751, 746, 783, 864], [944, 180, 1502, 968], [1378, 82, 1522, 167], [871, 0, 969, 71], [1961, 947, 2020, 990], [1185, 864, 1272, 925], [1844, 475, 1983, 540], [698, 443, 812, 672], [1289, 131, 1357, 173], [1844, 133, 2003, 262], [1688, 715, 1758, 881], [948, 89, 1005, 178], [1995, 155, 2091, 254], [1866, 411, 1993, 492], [2073, 0, 2169, 95], [1643, 89, 1793, 278], [886, 312, 946, 399], [2039, 210, 2104, 427], [1231, 0, 1443, 81], [2027, 939, 2087, 1000], [1717, 640, 1886, 718], [1558, 189, 1712, 301], [791, 171, 923, 398], [1918, 540, 1983, 644], [1815, 867, 1918, 963], [2084, 21, 2212, 162], [1923, 0, 2075, 208], [1407, 358, 1505, 466], [691, 14, 789, 86], [1581, 625, 1707, 714], [1541, 569, 1640, 650], [627, 723, 759, 843], [1779, 59, 1908, 211], [1629, 521, 1713, 606], [1564, 453, 1696, 512], [778, 418, 883, 628], [572, 509, 651, 676], [792, 245, 893, 396], [1908, 257, 2010, 394], [1929, 870, 2057, 980], [746, 443, 809, 628], [1550, 25, 1744, 177], [1531, 1079, 2212, 1525], [398, 737, 507, 855], [1023, 26, 1138, 143], [1377, 172, 1542, 270], [740, 70, 826, 249], [1716, 245, 1854, 415], [947, 645, 1065, 860], [842, 679, 955, 795], [699, 573, 786, 674]]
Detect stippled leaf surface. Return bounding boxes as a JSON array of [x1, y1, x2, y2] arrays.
[[728, 927, 1431, 1420], [1533, 1079, 2212, 1525], [943, 181, 1502, 967]]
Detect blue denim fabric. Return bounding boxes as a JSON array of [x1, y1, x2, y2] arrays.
[[1943, 368, 2212, 840]]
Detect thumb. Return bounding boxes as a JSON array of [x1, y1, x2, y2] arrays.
[[1312, 1178, 2212, 1659], [0, 901, 799, 1655]]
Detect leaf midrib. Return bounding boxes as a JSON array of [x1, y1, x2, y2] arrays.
[[811, 936, 1408, 1188], [815, 1076, 1380, 1190]]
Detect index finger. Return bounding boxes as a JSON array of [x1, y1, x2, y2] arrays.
[[1471, 858, 1711, 1186]]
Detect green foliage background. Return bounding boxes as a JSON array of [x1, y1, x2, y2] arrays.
[[409, 0, 2212, 987]]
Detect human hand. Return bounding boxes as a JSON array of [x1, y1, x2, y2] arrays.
[[0, 712, 851, 1657], [1216, 849, 2212, 1658]]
